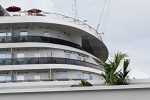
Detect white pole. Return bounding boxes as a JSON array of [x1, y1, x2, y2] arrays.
[[72, 0, 78, 19]]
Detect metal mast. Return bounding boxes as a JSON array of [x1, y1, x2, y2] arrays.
[[72, 0, 78, 19]]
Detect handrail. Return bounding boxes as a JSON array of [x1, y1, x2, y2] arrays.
[[0, 36, 83, 50], [43, 12, 102, 40], [0, 57, 100, 70], [0, 78, 83, 83], [1, 11, 102, 40]]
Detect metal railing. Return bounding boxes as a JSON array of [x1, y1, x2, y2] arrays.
[[0, 57, 100, 70], [44, 12, 102, 40], [4, 11, 102, 40], [0, 78, 82, 83], [0, 36, 83, 50]]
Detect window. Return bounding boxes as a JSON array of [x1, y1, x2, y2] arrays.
[[20, 31, 28, 36], [34, 52, 40, 57], [65, 53, 70, 59], [20, 31, 28, 41], [0, 76, 6, 81], [17, 53, 24, 64], [17, 53, 24, 58], [0, 54, 6, 59], [0, 32, 6, 42], [0, 32, 6, 37], [44, 32, 49, 37], [60, 72, 67, 79], [77, 73, 83, 79], [17, 75, 24, 80], [7, 54, 11, 58], [89, 74, 93, 80], [34, 75, 40, 80], [6, 76, 11, 81], [7, 32, 12, 41], [7, 32, 12, 36], [77, 55, 81, 60], [1, 76, 11, 81]]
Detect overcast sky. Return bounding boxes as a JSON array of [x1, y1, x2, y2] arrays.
[[1, 0, 150, 77], [54, 0, 150, 77]]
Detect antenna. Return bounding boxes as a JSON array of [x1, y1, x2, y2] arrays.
[[72, 0, 79, 19]]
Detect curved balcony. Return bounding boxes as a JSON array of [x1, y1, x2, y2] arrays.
[[0, 57, 100, 70], [0, 36, 83, 50], [1, 11, 102, 40]]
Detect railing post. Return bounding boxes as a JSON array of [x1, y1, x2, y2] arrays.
[[49, 69, 52, 79], [65, 58, 66, 64]]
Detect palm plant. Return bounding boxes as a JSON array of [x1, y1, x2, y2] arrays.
[[100, 52, 130, 85], [71, 79, 93, 87]]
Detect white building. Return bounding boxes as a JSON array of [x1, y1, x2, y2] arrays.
[[1, 2, 150, 100], [0, 1, 108, 86]]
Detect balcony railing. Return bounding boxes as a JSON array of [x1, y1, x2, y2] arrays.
[[0, 78, 82, 83], [3, 11, 102, 40], [0, 36, 83, 50], [0, 57, 100, 70], [44, 12, 102, 40]]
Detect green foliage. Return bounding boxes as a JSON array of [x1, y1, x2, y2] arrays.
[[100, 52, 130, 85], [71, 79, 93, 87]]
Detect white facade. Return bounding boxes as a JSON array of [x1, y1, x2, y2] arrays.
[[0, 4, 108, 87]]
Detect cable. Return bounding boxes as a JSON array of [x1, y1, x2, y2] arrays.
[[102, 0, 112, 33], [96, 0, 107, 32]]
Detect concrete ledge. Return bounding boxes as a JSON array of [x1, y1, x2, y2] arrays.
[[0, 80, 150, 94], [0, 80, 150, 100]]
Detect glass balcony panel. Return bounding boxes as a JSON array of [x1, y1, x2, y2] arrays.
[[0, 36, 6, 43], [52, 58, 65, 64], [0, 57, 99, 69], [0, 35, 83, 50]]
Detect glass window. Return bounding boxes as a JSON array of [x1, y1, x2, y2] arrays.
[[0, 75, 11, 81], [17, 75, 24, 80], [77, 56, 81, 60], [0, 54, 6, 59], [77, 73, 83, 79], [44, 32, 49, 37], [34, 75, 40, 80], [60, 72, 67, 79], [34, 52, 40, 57], [0, 32, 6, 37], [7, 32, 12, 36], [20, 31, 28, 36], [89, 74, 93, 80], [0, 33, 6, 42], [6, 76, 11, 81], [7, 54, 11, 58], [65, 53, 70, 59], [0, 76, 6, 81], [17, 53, 24, 58]]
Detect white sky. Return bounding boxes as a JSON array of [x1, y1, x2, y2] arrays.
[[0, 0, 150, 78]]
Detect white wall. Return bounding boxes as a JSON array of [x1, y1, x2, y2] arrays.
[[0, 83, 150, 100]]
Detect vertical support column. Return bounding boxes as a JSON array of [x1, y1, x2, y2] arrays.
[[10, 70, 13, 82], [11, 48, 13, 64], [49, 69, 52, 80], [15, 71, 17, 82], [11, 27, 13, 36]]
